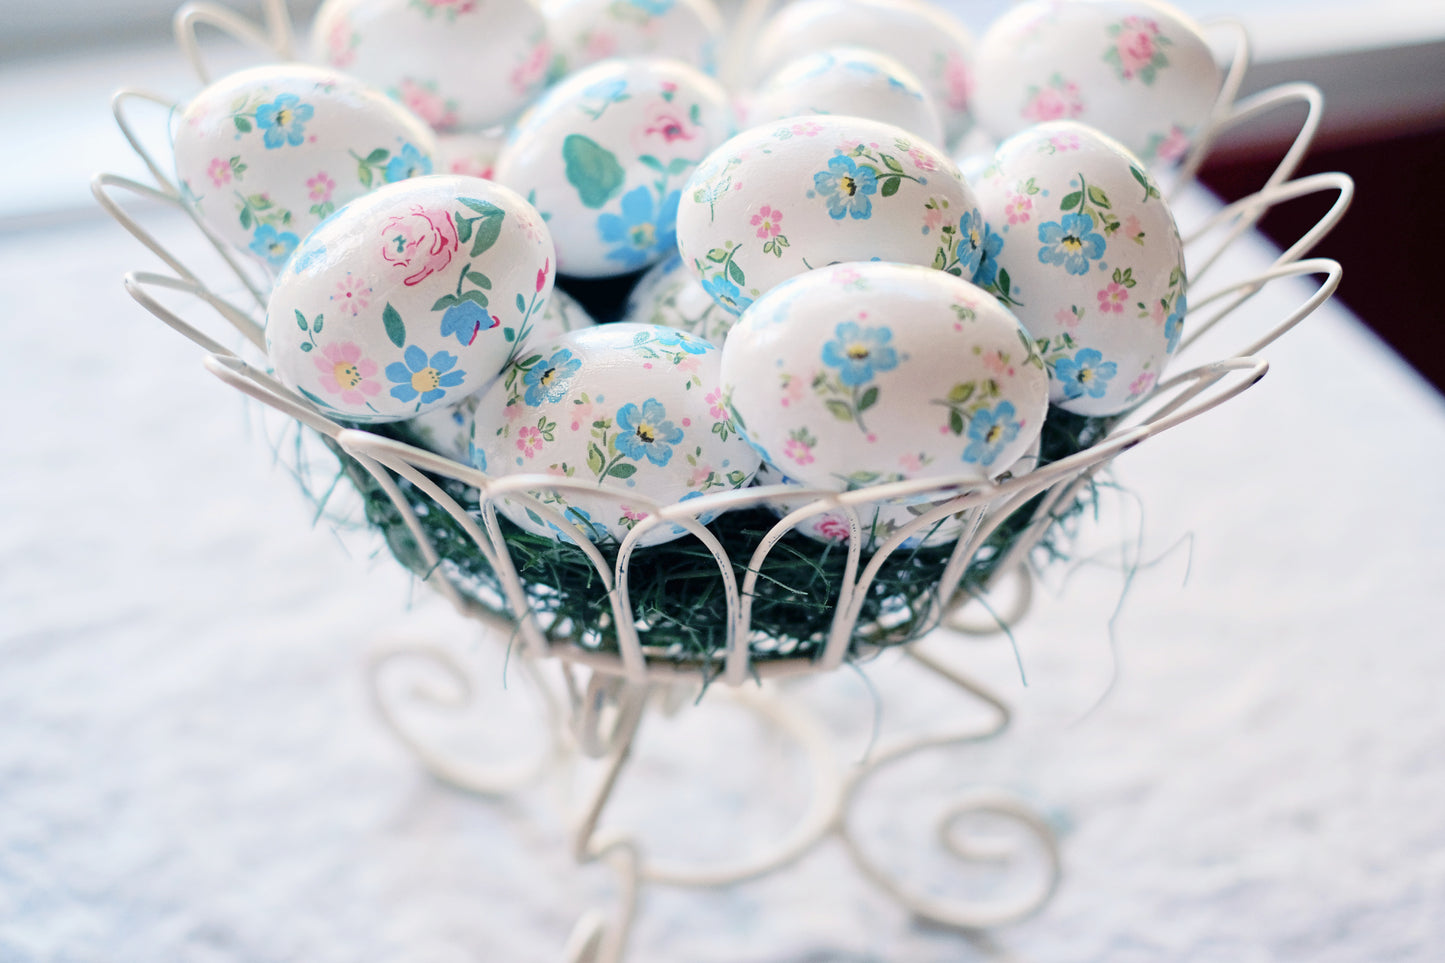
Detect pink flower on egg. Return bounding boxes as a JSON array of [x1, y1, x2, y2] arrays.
[[816, 517, 850, 543], [621, 505, 648, 522], [705, 388, 727, 421], [505, 402, 527, 423], [790, 121, 824, 137], [899, 453, 924, 473], [1023, 77, 1083, 122], [908, 148, 939, 173], [1050, 132, 1083, 152], [330, 274, 372, 316], [314, 342, 380, 406], [307, 171, 335, 203], [689, 464, 714, 487], [1123, 214, 1144, 239], [207, 157, 231, 187], [516, 425, 543, 458], [981, 350, 1009, 376], [1056, 307, 1080, 329], [1005, 193, 1032, 225], [785, 438, 814, 466], [1129, 371, 1157, 397], [923, 207, 945, 233], [1115, 17, 1161, 80], [751, 205, 783, 239], [585, 30, 617, 61], [1097, 282, 1129, 313], [326, 19, 357, 68], [568, 398, 594, 431], [395, 78, 458, 131], [1154, 125, 1191, 162], [510, 39, 552, 96], [448, 158, 493, 179], [943, 51, 973, 112], [379, 205, 458, 286]]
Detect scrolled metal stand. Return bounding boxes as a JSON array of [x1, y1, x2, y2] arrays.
[[97, 0, 1354, 957]]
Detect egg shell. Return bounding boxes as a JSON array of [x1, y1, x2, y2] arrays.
[[401, 286, 595, 462], [974, 121, 1186, 415], [545, 0, 723, 77], [493, 59, 733, 279], [266, 175, 555, 424], [173, 63, 437, 274], [972, 0, 1221, 166], [743, 47, 945, 148], [721, 262, 1049, 493], [755, 430, 1043, 550], [675, 115, 982, 315], [471, 323, 761, 547], [747, 0, 975, 143], [624, 253, 739, 346], [311, 0, 552, 131], [435, 129, 505, 180]]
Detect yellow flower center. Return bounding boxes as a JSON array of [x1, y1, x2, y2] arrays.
[[333, 362, 362, 389], [985, 424, 1003, 444], [630, 222, 656, 249], [840, 175, 857, 197], [846, 343, 871, 361], [1078, 367, 1094, 383], [412, 368, 441, 393], [1062, 236, 1083, 253], [276, 108, 293, 127], [635, 422, 657, 444], [539, 366, 557, 386]]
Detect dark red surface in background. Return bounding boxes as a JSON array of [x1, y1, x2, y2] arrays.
[[1200, 126, 1445, 394]]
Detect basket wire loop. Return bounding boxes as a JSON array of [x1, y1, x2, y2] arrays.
[[174, 0, 296, 84]]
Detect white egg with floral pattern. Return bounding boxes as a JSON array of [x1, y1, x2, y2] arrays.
[[972, 0, 1221, 167], [972, 121, 1186, 416], [544, 0, 724, 78], [676, 116, 983, 317], [624, 253, 740, 347], [265, 174, 555, 424], [173, 63, 438, 277], [470, 323, 762, 547], [720, 262, 1049, 493], [493, 58, 733, 279], [311, 0, 553, 131]]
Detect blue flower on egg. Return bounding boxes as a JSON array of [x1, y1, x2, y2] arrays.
[[249, 224, 301, 269], [384, 142, 433, 183], [813, 152, 878, 220], [653, 328, 712, 355], [615, 398, 684, 466], [1054, 348, 1117, 401], [700, 275, 753, 315], [1165, 293, 1187, 354], [969, 221, 1006, 287], [1038, 212, 1106, 276], [821, 321, 899, 387], [440, 300, 497, 346], [256, 93, 314, 149], [625, 0, 676, 14], [962, 402, 1022, 467], [599, 187, 679, 271], [542, 505, 610, 545], [386, 345, 466, 406], [523, 349, 582, 407]]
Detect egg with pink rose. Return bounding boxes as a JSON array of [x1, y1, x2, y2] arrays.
[[493, 58, 734, 279], [172, 63, 437, 276], [544, 0, 724, 77], [265, 174, 556, 424], [311, 0, 553, 132], [469, 323, 762, 547], [972, 0, 1222, 166]]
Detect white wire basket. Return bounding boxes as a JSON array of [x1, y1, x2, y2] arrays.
[[93, 1, 1353, 957]]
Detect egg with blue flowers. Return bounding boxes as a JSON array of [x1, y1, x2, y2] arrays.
[[493, 58, 733, 279], [173, 63, 438, 277], [470, 323, 762, 547], [971, 121, 1186, 415], [265, 175, 555, 424]]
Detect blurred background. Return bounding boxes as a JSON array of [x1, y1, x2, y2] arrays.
[[5, 0, 1442, 387]]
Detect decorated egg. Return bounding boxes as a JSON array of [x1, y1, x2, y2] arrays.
[[311, 0, 552, 131], [471, 323, 761, 547], [624, 253, 738, 346], [544, 0, 724, 77], [721, 262, 1049, 493], [675, 116, 982, 315], [400, 287, 594, 461], [972, 0, 1221, 166], [435, 129, 505, 180], [173, 64, 437, 274], [266, 174, 555, 424], [747, 0, 976, 143], [744, 47, 945, 148], [755, 429, 1043, 551], [493, 58, 733, 279], [972, 122, 1186, 415]]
